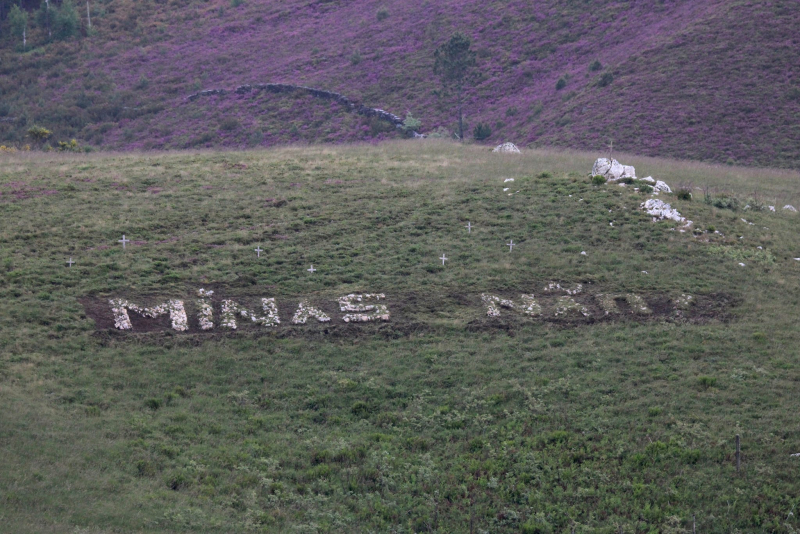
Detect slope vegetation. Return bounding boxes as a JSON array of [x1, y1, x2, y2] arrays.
[[0, 0, 798, 166]]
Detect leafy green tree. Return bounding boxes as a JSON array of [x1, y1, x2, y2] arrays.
[[36, 0, 54, 40], [434, 32, 477, 142], [8, 4, 28, 49], [53, 0, 79, 40]]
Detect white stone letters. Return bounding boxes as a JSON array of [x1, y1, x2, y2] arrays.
[[291, 300, 331, 324], [338, 293, 390, 323], [109, 298, 188, 331], [220, 298, 280, 329]]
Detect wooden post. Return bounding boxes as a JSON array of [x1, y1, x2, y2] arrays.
[[735, 434, 741, 473]]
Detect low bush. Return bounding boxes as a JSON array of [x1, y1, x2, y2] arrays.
[[709, 195, 739, 210], [676, 188, 693, 200], [639, 184, 654, 193], [376, 7, 389, 21], [555, 77, 567, 90], [591, 174, 606, 185], [697, 376, 717, 389], [589, 59, 603, 71], [472, 122, 491, 141], [596, 72, 614, 87]]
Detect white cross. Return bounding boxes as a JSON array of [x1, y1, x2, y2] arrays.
[[66, 257, 75, 267], [440, 254, 447, 266], [466, 221, 472, 233], [307, 264, 316, 273], [506, 240, 515, 251], [118, 235, 130, 249], [254, 246, 263, 258], [608, 139, 613, 158]]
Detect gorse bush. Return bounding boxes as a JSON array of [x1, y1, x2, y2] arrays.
[[555, 77, 567, 90], [376, 7, 389, 21], [401, 112, 421, 132], [676, 188, 693, 200], [639, 184, 653, 193], [27, 125, 52, 142], [708, 195, 739, 210], [589, 59, 603, 71], [472, 122, 491, 140], [591, 174, 606, 185]]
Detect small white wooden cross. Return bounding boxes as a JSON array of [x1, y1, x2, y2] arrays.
[[66, 257, 75, 267], [608, 139, 613, 158], [254, 246, 263, 258], [118, 234, 130, 249], [465, 221, 472, 233], [440, 254, 447, 266], [307, 264, 316, 273], [506, 240, 515, 252]]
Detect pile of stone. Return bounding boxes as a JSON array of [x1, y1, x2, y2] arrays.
[[591, 158, 671, 193]]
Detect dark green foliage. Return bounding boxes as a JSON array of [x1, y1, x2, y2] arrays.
[[591, 174, 606, 185], [596, 71, 614, 87], [8, 5, 28, 44], [376, 7, 389, 21], [219, 117, 239, 131], [53, 0, 79, 40], [555, 76, 567, 90], [639, 184, 654, 193], [589, 59, 603, 71], [708, 195, 739, 210], [697, 376, 717, 389], [349, 50, 362, 65], [676, 188, 693, 200], [434, 32, 477, 140], [472, 122, 491, 140]]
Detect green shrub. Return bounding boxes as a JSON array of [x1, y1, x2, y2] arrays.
[[376, 7, 389, 21], [401, 112, 421, 132], [219, 117, 240, 131], [648, 407, 662, 417], [351, 401, 370, 418], [597, 72, 614, 87], [134, 76, 149, 90], [472, 122, 491, 140], [145, 398, 162, 410], [589, 59, 603, 71], [27, 125, 52, 142], [555, 77, 567, 90], [231, 0, 244, 6], [349, 51, 362, 65], [706, 225, 716, 232], [591, 174, 606, 185], [710, 195, 739, 210], [639, 184, 654, 193], [538, 171, 553, 179], [697, 376, 717, 389], [676, 188, 693, 200]]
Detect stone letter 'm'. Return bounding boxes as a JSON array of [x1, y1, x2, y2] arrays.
[[109, 299, 188, 331]]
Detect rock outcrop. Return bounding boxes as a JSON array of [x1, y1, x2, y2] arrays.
[[492, 142, 521, 153], [641, 198, 691, 227], [591, 158, 636, 181]]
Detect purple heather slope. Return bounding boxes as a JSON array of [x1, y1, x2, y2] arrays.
[[1, 0, 798, 167]]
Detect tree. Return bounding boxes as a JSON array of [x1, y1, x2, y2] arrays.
[[36, 0, 54, 40], [8, 4, 28, 49], [53, 0, 79, 40], [433, 32, 476, 141]]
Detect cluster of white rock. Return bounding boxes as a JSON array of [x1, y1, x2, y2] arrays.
[[109, 298, 188, 331], [197, 289, 214, 330], [338, 293, 390, 323], [543, 282, 582, 295], [481, 294, 542, 317], [221, 298, 280, 329], [554, 295, 591, 317], [492, 142, 521, 154], [641, 198, 691, 225], [591, 158, 672, 193], [291, 301, 331, 325]]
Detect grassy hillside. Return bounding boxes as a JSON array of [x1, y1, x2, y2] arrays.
[[2, 141, 800, 532], [0, 0, 799, 167]]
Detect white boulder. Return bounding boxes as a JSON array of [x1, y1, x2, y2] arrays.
[[783, 205, 797, 212], [654, 180, 672, 193], [641, 198, 685, 223], [639, 176, 656, 184], [493, 142, 521, 154], [591, 158, 638, 182]]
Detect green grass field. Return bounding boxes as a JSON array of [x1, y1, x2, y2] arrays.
[[2, 141, 800, 533]]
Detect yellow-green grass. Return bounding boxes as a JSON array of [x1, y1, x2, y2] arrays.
[[1, 141, 800, 533]]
